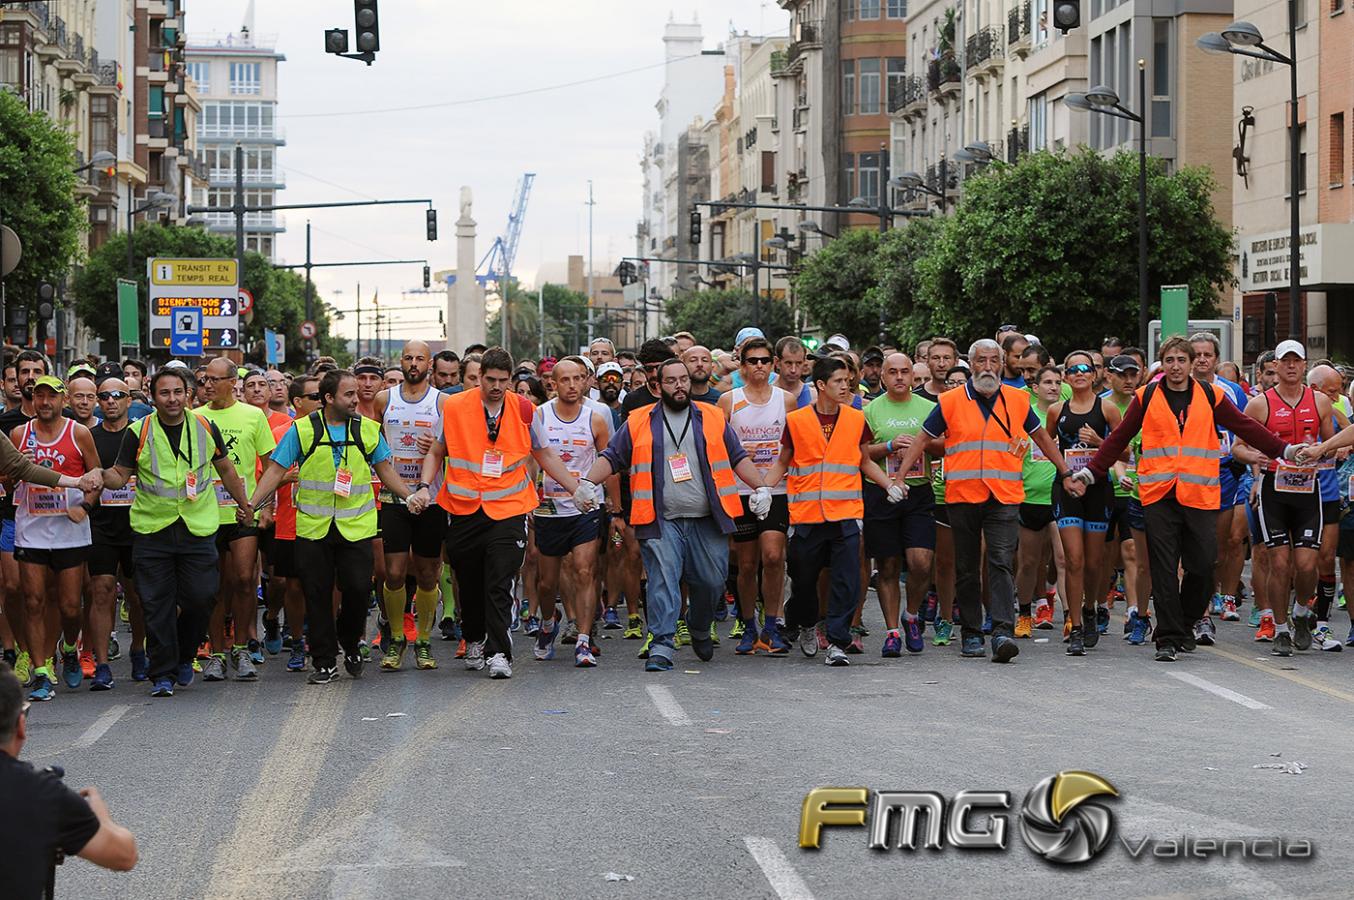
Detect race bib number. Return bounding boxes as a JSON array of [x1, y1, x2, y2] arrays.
[[213, 478, 237, 507], [1274, 463, 1316, 494], [668, 453, 693, 483], [334, 467, 353, 498], [27, 486, 69, 516], [1064, 446, 1094, 470], [481, 449, 504, 478], [746, 440, 779, 473], [887, 451, 925, 479], [393, 457, 423, 486], [100, 477, 136, 508]]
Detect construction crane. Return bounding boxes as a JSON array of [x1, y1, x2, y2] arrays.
[[477, 172, 535, 287]]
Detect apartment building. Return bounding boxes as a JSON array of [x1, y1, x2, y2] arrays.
[[132, 0, 199, 227], [186, 21, 286, 259]]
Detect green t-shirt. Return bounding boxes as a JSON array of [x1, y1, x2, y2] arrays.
[[864, 392, 936, 486], [1104, 390, 1134, 498], [1022, 405, 1056, 506], [197, 401, 277, 524]]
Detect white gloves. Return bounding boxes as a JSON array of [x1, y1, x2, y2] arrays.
[[574, 479, 599, 512], [749, 486, 772, 520], [1284, 443, 1313, 464], [886, 483, 906, 504], [1070, 467, 1096, 487]]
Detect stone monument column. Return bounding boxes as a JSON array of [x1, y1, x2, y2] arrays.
[[449, 186, 486, 353]]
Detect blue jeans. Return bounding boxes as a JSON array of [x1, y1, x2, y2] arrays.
[[639, 516, 728, 663]]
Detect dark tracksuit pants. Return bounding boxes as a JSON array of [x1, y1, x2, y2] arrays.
[[133, 521, 220, 682], [786, 521, 861, 650], [948, 499, 1020, 640], [444, 509, 527, 661], [295, 523, 375, 669], [1142, 494, 1217, 649]]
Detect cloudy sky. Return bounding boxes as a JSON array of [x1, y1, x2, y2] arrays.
[[189, 0, 789, 340]]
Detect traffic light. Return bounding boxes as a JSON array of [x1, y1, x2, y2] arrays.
[[426, 208, 438, 241], [354, 0, 380, 53], [37, 282, 55, 321], [1052, 0, 1080, 32], [324, 28, 349, 54], [423, 265, 431, 289], [689, 209, 702, 247], [803, 336, 820, 352]]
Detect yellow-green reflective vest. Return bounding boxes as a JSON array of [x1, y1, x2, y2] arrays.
[[129, 413, 220, 538], [294, 413, 382, 541]]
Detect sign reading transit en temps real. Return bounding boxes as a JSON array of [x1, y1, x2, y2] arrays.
[[799, 771, 1314, 864], [147, 257, 240, 350]]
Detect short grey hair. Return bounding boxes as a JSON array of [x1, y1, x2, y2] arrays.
[[969, 338, 1001, 358], [1188, 332, 1221, 355]]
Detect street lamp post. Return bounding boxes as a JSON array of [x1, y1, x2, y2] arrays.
[[125, 190, 177, 355], [1198, 10, 1302, 339], [1067, 59, 1150, 350], [890, 157, 950, 212]]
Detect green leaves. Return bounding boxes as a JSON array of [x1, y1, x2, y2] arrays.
[[664, 289, 794, 351]]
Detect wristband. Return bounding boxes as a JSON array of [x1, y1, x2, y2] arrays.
[[415, 482, 430, 492], [885, 438, 894, 454]]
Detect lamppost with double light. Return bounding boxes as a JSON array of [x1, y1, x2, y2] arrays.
[[1068, 59, 1150, 350], [1197, 13, 1302, 339]]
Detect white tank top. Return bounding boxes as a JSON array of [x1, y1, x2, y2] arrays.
[[381, 384, 443, 502], [535, 399, 598, 518], [15, 419, 92, 550], [729, 386, 787, 496]]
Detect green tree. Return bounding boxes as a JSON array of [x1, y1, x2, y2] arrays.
[[0, 91, 85, 324], [486, 282, 591, 362], [913, 149, 1233, 353], [870, 217, 942, 350], [794, 229, 885, 347], [663, 289, 794, 350]]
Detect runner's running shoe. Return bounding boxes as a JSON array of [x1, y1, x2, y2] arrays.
[[524, 615, 541, 637], [1221, 598, 1240, 622], [1095, 606, 1110, 635], [1014, 614, 1033, 639], [308, 666, 339, 685], [14, 650, 30, 685], [735, 621, 758, 655], [623, 615, 644, 639], [932, 619, 953, 646], [1272, 630, 1293, 657], [1129, 614, 1151, 646], [1193, 616, 1216, 647], [709, 623, 720, 646], [923, 591, 939, 624], [287, 645, 307, 672], [674, 620, 690, 648], [130, 650, 149, 682], [755, 623, 790, 656], [62, 648, 83, 689], [1067, 631, 1085, 656], [78, 649, 95, 680], [176, 662, 195, 687], [904, 619, 925, 653], [561, 619, 580, 645], [881, 631, 903, 658], [233, 647, 259, 680], [464, 640, 486, 670], [799, 624, 819, 658], [1292, 610, 1315, 651], [574, 642, 597, 667], [415, 641, 438, 669], [535, 611, 561, 661], [28, 672, 55, 701], [603, 607, 622, 630], [150, 678, 174, 698], [1210, 594, 1224, 616], [263, 617, 283, 655], [381, 639, 408, 670], [487, 653, 512, 679], [824, 646, 850, 667], [455, 639, 467, 659], [1314, 624, 1344, 651], [729, 617, 745, 639], [90, 664, 114, 691], [108, 635, 121, 661], [344, 654, 364, 678], [1254, 617, 1276, 642], [247, 639, 265, 665], [1248, 607, 1263, 628], [636, 632, 654, 659], [1033, 604, 1054, 629]]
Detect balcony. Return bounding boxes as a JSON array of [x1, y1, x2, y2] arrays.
[[926, 57, 961, 98], [769, 49, 789, 78], [965, 26, 1004, 77], [889, 75, 927, 119], [1007, 125, 1029, 163], [209, 167, 286, 188], [1008, 2, 1032, 58], [786, 20, 821, 67]]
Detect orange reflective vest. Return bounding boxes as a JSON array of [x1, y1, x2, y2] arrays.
[[436, 388, 539, 519], [1137, 381, 1222, 509], [785, 404, 866, 524], [629, 402, 743, 526], [939, 385, 1030, 505]]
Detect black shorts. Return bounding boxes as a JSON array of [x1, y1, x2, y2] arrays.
[[933, 505, 950, 528], [1339, 525, 1354, 560], [1053, 479, 1112, 533], [87, 542, 134, 578], [215, 523, 259, 552], [1257, 472, 1324, 550], [15, 545, 89, 570], [1018, 502, 1055, 532], [863, 484, 936, 557], [1322, 500, 1341, 531], [534, 510, 602, 557], [270, 537, 297, 579], [1106, 496, 1133, 543], [733, 494, 790, 543], [379, 503, 448, 557]]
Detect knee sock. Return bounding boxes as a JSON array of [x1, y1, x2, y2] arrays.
[[414, 587, 440, 641], [382, 585, 407, 642], [1316, 578, 1336, 621], [439, 565, 456, 621]]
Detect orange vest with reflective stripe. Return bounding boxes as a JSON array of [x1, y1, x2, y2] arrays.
[[785, 404, 866, 524], [1136, 381, 1222, 509], [628, 402, 743, 526], [938, 385, 1029, 504], [436, 388, 538, 519]]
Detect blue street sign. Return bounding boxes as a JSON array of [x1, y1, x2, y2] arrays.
[[171, 306, 203, 357], [264, 328, 281, 365]]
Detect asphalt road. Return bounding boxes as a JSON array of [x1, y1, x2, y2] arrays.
[[21, 598, 1354, 900]]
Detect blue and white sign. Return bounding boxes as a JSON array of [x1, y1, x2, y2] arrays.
[[264, 328, 285, 365], [170, 306, 203, 357]]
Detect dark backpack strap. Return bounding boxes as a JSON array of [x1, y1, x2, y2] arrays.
[[348, 416, 374, 463], [295, 411, 327, 467]]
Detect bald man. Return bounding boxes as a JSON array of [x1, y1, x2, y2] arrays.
[[66, 377, 99, 430], [682, 345, 722, 405]]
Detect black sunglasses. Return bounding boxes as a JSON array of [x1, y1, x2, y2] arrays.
[[96, 390, 128, 401], [998, 324, 1019, 333], [743, 356, 773, 366], [304, 392, 321, 401]]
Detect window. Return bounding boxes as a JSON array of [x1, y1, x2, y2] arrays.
[[858, 151, 883, 204], [1029, 93, 1048, 151], [846, 0, 855, 20], [859, 0, 881, 18], [1151, 19, 1172, 138], [148, 86, 164, 118], [1331, 113, 1345, 186], [186, 61, 209, 91], [1032, 0, 1049, 44], [842, 152, 856, 201], [887, 0, 907, 17], [859, 58, 881, 114], [229, 62, 260, 95], [842, 60, 856, 116], [887, 58, 907, 106]]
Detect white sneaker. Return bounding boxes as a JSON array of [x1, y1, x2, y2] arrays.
[[1314, 624, 1344, 652], [824, 645, 850, 667], [487, 653, 512, 679], [464, 641, 485, 670]]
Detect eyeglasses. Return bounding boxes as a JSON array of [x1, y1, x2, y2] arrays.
[[1066, 363, 1094, 375], [944, 378, 967, 387], [96, 390, 128, 401], [743, 356, 773, 366], [303, 392, 321, 401], [998, 324, 1019, 333], [200, 375, 231, 383]]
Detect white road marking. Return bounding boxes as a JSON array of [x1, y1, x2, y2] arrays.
[[645, 684, 692, 726], [72, 704, 130, 748], [744, 836, 815, 900], [1166, 671, 1272, 710]]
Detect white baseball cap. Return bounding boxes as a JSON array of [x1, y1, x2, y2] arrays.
[[597, 361, 623, 379], [1274, 339, 1306, 360]]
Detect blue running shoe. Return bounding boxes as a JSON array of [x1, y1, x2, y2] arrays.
[[130, 650, 150, 682], [981, 614, 993, 635], [1249, 607, 1263, 628], [286, 645, 307, 672], [524, 615, 541, 637], [510, 606, 521, 633], [1123, 609, 1139, 640], [903, 619, 925, 653], [1129, 613, 1150, 646], [1095, 606, 1110, 635], [960, 636, 985, 658], [62, 648, 82, 690], [1210, 593, 1224, 616], [645, 654, 673, 672], [150, 677, 174, 698], [28, 673, 55, 701], [263, 617, 283, 655], [248, 640, 265, 665], [923, 591, 939, 624], [574, 641, 597, 667], [603, 607, 622, 630], [881, 631, 903, 658], [90, 664, 114, 691], [534, 610, 562, 661], [735, 620, 758, 655], [176, 661, 195, 687], [755, 624, 790, 656]]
